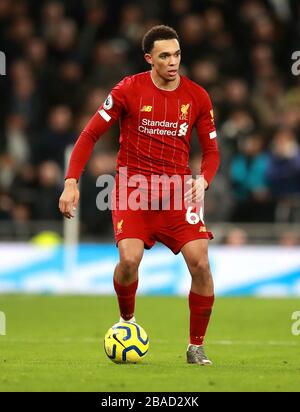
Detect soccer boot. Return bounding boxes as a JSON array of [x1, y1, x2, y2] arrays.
[[186, 345, 212, 365]]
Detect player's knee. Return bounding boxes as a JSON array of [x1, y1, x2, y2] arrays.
[[191, 266, 213, 290], [190, 259, 211, 279], [119, 255, 141, 275]]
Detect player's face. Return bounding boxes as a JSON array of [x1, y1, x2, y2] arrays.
[[145, 39, 181, 83]]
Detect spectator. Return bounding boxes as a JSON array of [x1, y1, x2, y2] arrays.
[[230, 133, 273, 221], [33, 105, 75, 167], [279, 231, 300, 246], [267, 128, 300, 197], [266, 128, 300, 222], [224, 228, 249, 246], [80, 151, 117, 237], [32, 161, 62, 220]]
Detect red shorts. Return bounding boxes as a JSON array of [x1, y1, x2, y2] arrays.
[[111, 185, 213, 255]]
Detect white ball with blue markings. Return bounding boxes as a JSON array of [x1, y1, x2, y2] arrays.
[[104, 322, 149, 363]]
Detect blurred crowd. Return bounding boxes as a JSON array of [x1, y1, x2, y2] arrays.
[[0, 0, 300, 241]]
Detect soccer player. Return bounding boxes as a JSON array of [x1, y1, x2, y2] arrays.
[[59, 25, 220, 365]]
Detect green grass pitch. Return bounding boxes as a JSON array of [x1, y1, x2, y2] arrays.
[[0, 295, 299, 392]]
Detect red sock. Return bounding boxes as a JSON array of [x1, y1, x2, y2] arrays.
[[113, 278, 138, 321], [189, 291, 214, 345]]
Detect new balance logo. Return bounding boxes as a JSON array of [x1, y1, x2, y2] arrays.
[[141, 105, 152, 112], [178, 122, 188, 137]]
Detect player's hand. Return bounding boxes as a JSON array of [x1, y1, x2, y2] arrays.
[[184, 177, 208, 204], [59, 178, 80, 219]]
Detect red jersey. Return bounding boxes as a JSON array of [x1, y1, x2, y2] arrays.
[[66, 71, 220, 185]]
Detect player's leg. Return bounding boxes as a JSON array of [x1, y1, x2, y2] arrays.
[[181, 239, 214, 365], [181, 238, 214, 295], [113, 238, 144, 322]]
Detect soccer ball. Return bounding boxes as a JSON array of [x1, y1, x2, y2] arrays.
[[104, 322, 149, 363]]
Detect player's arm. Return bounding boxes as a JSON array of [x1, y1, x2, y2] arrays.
[[59, 81, 128, 218], [185, 92, 220, 203], [196, 91, 220, 187]]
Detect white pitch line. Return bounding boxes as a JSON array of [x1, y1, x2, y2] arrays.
[[0, 338, 299, 346]]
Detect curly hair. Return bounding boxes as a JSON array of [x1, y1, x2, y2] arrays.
[[142, 25, 179, 54]]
